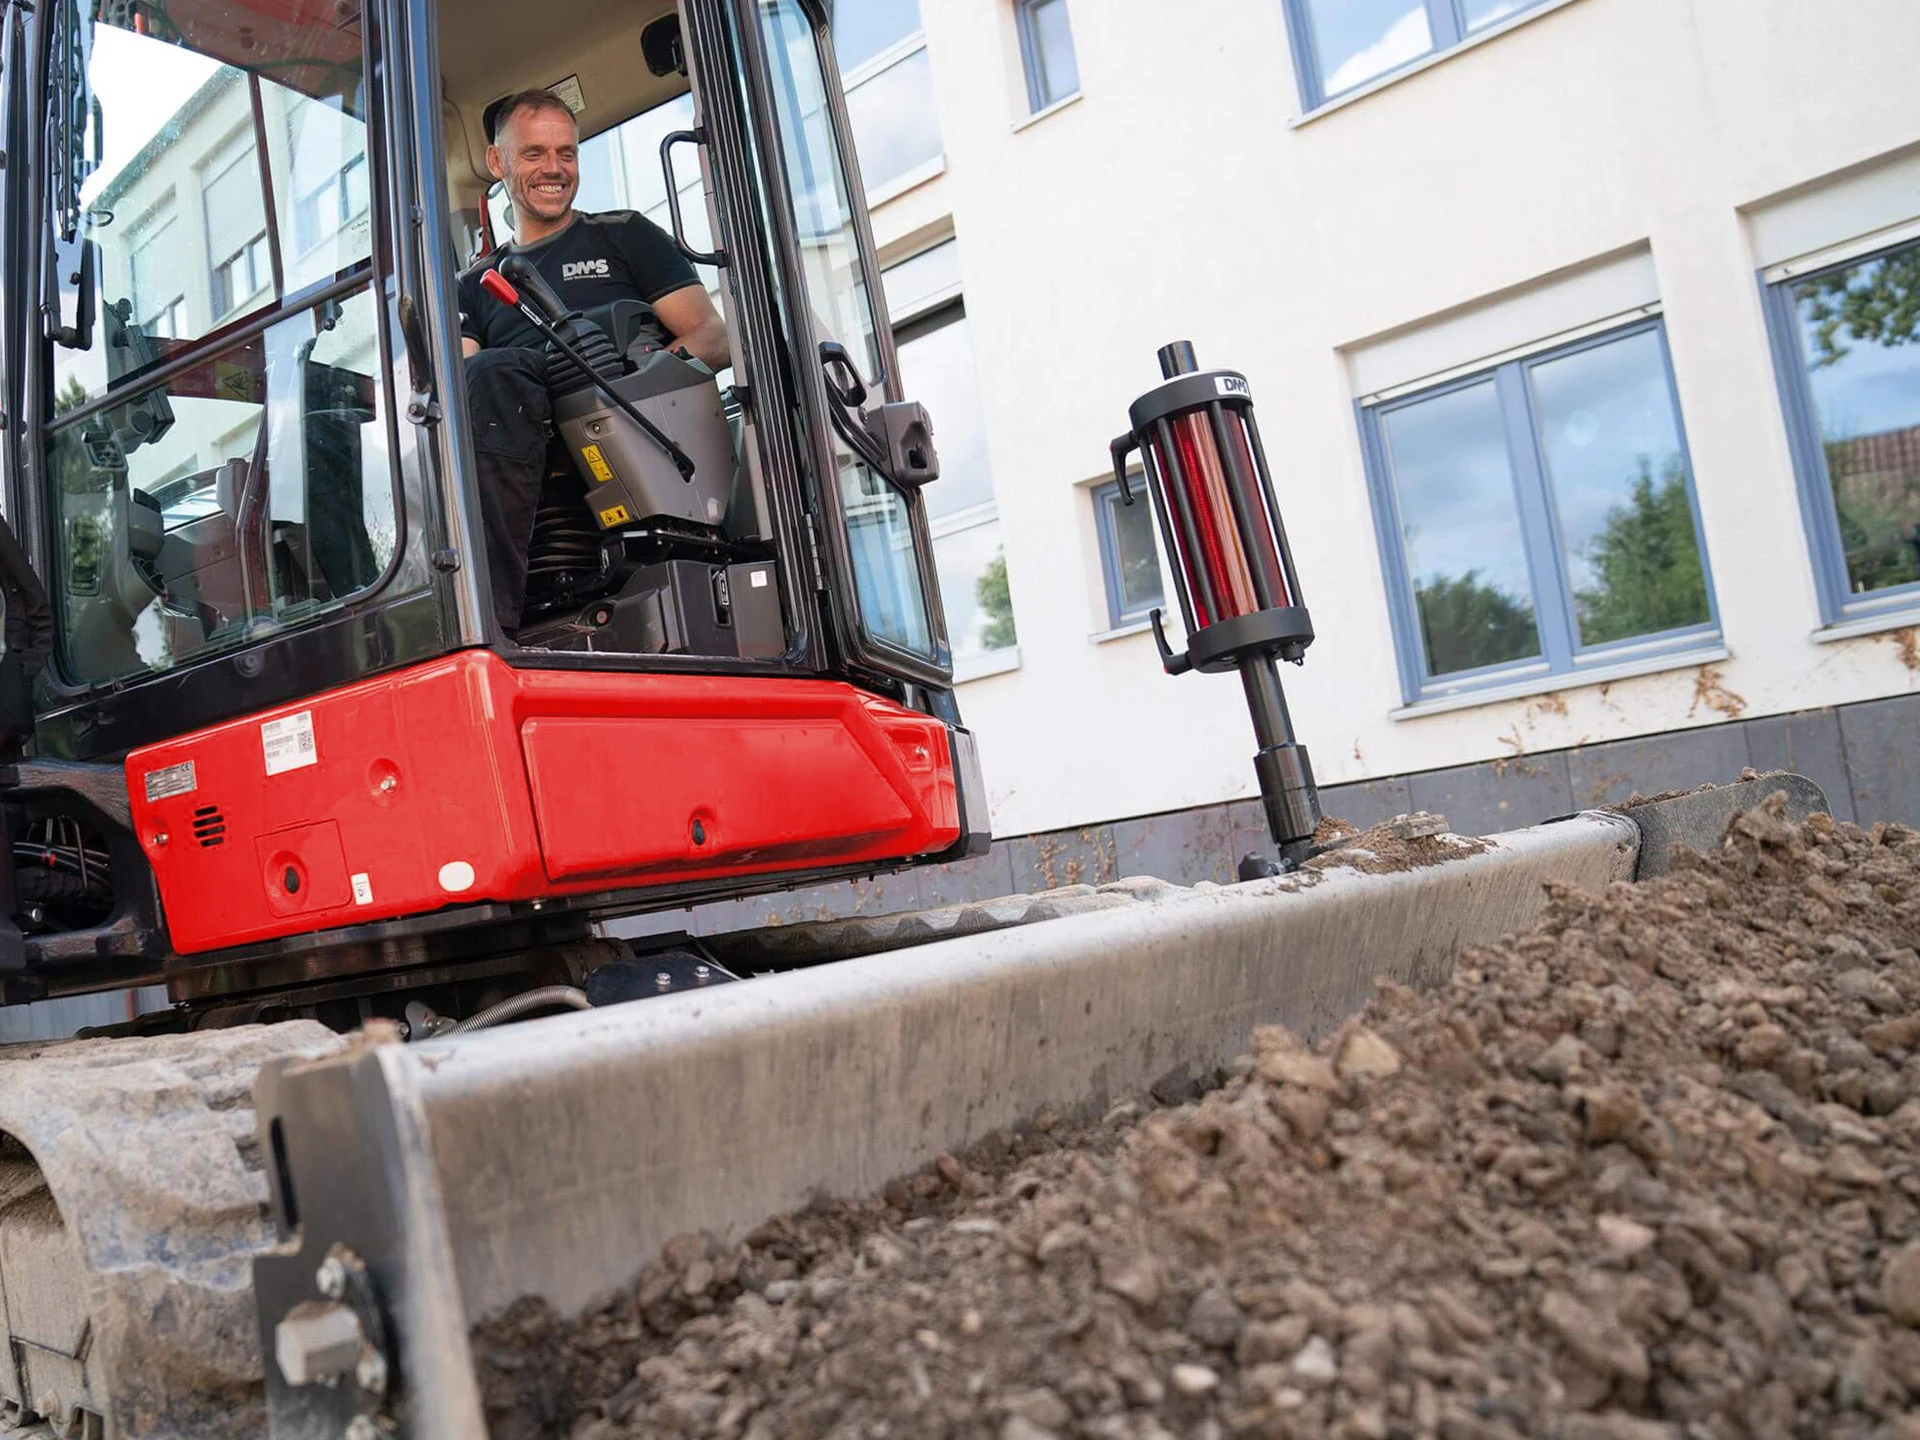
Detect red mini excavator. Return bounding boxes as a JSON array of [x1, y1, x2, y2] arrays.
[[6, 0, 986, 1034]]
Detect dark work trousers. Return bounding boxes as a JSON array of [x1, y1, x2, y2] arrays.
[[464, 347, 554, 633]]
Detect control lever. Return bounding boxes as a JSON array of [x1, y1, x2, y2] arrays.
[[482, 258, 696, 480]]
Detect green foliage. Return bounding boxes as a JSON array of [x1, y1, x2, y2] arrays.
[[1825, 444, 1920, 594], [1797, 248, 1920, 368], [53, 374, 88, 417], [1572, 457, 1709, 645], [1413, 570, 1537, 676], [976, 547, 1017, 650]]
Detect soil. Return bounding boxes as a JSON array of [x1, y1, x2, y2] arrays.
[[474, 797, 1920, 1440]]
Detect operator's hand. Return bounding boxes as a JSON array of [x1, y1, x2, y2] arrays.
[[653, 283, 730, 371]]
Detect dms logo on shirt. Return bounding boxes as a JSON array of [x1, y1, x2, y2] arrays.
[[562, 258, 611, 281]]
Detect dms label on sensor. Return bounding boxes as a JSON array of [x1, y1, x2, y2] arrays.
[[262, 711, 318, 777]]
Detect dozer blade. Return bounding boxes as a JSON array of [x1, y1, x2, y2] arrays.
[[248, 804, 1688, 1440], [253, 776, 1832, 1439]]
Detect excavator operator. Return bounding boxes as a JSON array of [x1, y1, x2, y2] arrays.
[[458, 89, 730, 633]]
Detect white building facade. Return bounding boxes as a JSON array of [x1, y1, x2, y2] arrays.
[[828, 0, 1920, 844]]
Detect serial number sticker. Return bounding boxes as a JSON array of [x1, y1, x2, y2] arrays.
[[1215, 374, 1250, 398], [351, 873, 373, 906], [597, 503, 632, 527], [261, 710, 318, 777], [143, 760, 197, 802], [749, 568, 769, 588], [580, 443, 615, 483]]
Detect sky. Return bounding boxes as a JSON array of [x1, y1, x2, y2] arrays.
[[82, 23, 222, 207]]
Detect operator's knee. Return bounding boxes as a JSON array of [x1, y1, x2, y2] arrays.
[[464, 346, 551, 461]]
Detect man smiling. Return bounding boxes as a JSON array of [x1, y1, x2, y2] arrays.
[[455, 89, 729, 633], [458, 89, 727, 364]]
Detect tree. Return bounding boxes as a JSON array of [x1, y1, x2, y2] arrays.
[[54, 374, 88, 417], [1796, 247, 1920, 368], [1413, 570, 1537, 676], [975, 548, 1017, 651], [1573, 456, 1709, 645]]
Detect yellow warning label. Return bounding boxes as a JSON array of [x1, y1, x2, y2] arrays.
[[580, 443, 615, 483], [597, 503, 633, 528]]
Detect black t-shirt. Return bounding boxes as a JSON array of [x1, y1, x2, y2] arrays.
[[458, 210, 698, 352]]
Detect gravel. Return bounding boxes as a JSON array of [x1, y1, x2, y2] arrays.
[[475, 796, 1920, 1440]]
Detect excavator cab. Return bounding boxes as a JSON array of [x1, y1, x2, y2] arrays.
[[0, 0, 988, 1026]]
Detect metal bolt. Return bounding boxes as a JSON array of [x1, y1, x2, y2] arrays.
[[316, 1255, 348, 1300], [654, 971, 672, 991], [151, 833, 168, 847], [379, 775, 397, 793], [274, 1301, 363, 1386], [693, 963, 711, 982], [355, 1348, 388, 1396]]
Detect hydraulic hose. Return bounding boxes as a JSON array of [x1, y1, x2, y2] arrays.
[[443, 985, 593, 1035]]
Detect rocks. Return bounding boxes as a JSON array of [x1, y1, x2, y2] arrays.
[[1529, 1033, 1587, 1084], [1099, 1250, 1162, 1310], [1288, 1335, 1338, 1387], [1884, 1242, 1920, 1327], [472, 801, 1920, 1440], [1169, 1363, 1219, 1397], [1335, 1026, 1402, 1081], [1184, 1287, 1245, 1348]]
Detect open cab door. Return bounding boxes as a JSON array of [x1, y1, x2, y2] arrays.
[[719, 0, 954, 692]]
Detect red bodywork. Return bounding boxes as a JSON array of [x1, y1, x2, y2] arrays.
[[124, 651, 961, 955]]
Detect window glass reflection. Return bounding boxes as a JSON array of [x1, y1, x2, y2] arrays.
[[1529, 330, 1710, 647], [832, 0, 923, 73], [843, 46, 941, 193], [49, 288, 394, 685], [1303, 0, 1433, 96], [1102, 484, 1164, 621], [1380, 379, 1540, 677], [1794, 245, 1920, 598]]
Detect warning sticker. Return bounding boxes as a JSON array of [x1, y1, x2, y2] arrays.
[[262, 711, 318, 776], [581, 443, 615, 483], [351, 873, 373, 906], [143, 760, 197, 802], [597, 503, 633, 528]]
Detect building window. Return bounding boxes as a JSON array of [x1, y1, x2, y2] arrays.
[[1361, 319, 1716, 702], [1016, 0, 1080, 113], [886, 240, 1016, 678], [1765, 235, 1920, 623], [131, 212, 186, 337], [211, 233, 270, 318], [1092, 478, 1164, 628], [1283, 0, 1551, 110], [293, 153, 368, 257], [834, 0, 943, 198], [203, 142, 272, 319]]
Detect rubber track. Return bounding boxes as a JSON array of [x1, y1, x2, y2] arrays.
[[0, 1024, 340, 1440]]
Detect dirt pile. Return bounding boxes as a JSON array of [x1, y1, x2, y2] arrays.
[[477, 798, 1920, 1440]]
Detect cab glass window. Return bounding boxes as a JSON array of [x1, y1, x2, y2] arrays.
[[51, 0, 374, 405], [42, 0, 394, 688]]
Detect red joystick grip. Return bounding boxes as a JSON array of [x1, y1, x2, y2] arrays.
[[479, 268, 519, 306]]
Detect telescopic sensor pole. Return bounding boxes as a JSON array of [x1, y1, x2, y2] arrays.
[[1112, 343, 1322, 877]]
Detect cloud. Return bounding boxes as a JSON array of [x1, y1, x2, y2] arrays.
[[1325, 8, 1433, 95]]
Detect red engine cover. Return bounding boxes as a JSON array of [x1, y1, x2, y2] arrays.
[[124, 652, 961, 954]]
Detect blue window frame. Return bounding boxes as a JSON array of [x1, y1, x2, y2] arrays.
[[1359, 318, 1719, 704], [1282, 0, 1553, 111], [1016, 0, 1081, 114], [1761, 235, 1920, 627], [1092, 477, 1164, 628]]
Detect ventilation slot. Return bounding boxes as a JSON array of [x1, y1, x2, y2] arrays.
[[192, 805, 226, 849]]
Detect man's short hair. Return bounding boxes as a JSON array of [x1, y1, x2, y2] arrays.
[[487, 89, 578, 145]]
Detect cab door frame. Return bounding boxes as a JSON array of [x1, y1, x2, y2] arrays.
[[723, 0, 956, 694]]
